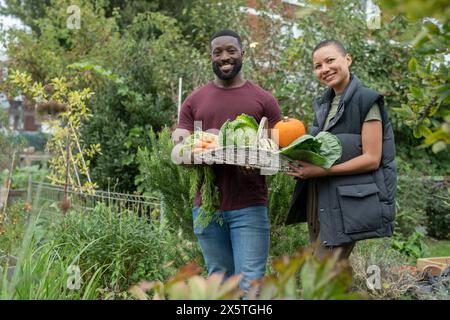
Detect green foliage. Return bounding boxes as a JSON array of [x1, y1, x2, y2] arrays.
[[0, 201, 31, 255], [379, 0, 450, 24], [130, 247, 359, 300], [396, 142, 450, 176], [136, 127, 196, 236], [393, 55, 449, 153], [48, 202, 201, 291], [16, 132, 49, 151], [392, 230, 429, 261], [0, 212, 105, 299], [425, 239, 450, 258], [78, 10, 208, 192], [267, 173, 296, 226], [191, 166, 221, 229], [0, 165, 48, 190], [425, 181, 450, 240], [7, 70, 100, 192], [378, 0, 450, 153], [130, 262, 243, 300], [0, 110, 11, 170], [270, 224, 309, 258], [182, 0, 246, 52], [350, 238, 416, 300], [395, 156, 449, 239], [251, 247, 358, 300], [245, 0, 413, 132], [0, 109, 25, 171], [395, 174, 429, 237], [1, 0, 122, 83], [0, 0, 51, 33]]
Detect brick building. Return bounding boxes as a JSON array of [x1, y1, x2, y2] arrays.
[[0, 61, 41, 132]]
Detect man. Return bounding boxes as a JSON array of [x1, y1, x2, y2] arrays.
[[172, 30, 281, 292], [286, 39, 397, 262]]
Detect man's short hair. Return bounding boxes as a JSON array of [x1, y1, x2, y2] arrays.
[[210, 29, 242, 49], [312, 39, 347, 56]]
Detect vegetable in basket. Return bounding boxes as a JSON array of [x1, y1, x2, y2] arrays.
[[179, 130, 220, 229], [278, 131, 342, 169], [218, 114, 258, 147]]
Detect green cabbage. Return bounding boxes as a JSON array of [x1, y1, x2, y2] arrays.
[[278, 131, 342, 168], [219, 114, 258, 147]]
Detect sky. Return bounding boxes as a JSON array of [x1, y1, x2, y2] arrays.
[[0, 0, 26, 60]]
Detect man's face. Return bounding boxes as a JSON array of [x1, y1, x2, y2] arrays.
[[211, 36, 243, 80], [313, 45, 352, 90]]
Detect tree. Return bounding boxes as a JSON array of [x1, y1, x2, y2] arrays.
[[7, 70, 99, 195], [242, 0, 414, 131], [378, 0, 450, 153], [0, 0, 51, 33]]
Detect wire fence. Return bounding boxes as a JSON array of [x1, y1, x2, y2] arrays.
[[30, 180, 162, 218]]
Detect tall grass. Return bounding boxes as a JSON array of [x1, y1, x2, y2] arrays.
[[0, 212, 107, 299]]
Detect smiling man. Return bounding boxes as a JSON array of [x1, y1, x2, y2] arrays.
[[173, 30, 281, 294]]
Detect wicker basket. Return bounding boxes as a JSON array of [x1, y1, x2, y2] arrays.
[[197, 117, 295, 174]]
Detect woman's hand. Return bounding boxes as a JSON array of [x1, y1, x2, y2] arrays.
[[285, 160, 328, 179]]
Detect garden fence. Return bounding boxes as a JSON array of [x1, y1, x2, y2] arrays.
[[29, 180, 162, 220]]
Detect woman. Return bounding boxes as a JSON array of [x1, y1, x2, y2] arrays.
[[285, 40, 397, 261]]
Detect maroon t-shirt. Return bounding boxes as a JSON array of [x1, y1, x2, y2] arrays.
[[178, 80, 281, 211]]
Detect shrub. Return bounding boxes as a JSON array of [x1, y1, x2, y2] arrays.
[[391, 229, 429, 262], [350, 238, 418, 300], [130, 246, 359, 300], [267, 173, 296, 226], [136, 127, 196, 237], [425, 180, 450, 240], [395, 173, 429, 237], [48, 203, 202, 291], [269, 223, 309, 259], [0, 201, 32, 255], [0, 165, 49, 190], [0, 213, 105, 300]]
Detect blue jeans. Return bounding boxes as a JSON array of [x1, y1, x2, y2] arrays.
[[192, 205, 270, 293]]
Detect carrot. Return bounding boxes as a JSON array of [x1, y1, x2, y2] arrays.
[[204, 142, 218, 149], [193, 147, 205, 154], [197, 140, 219, 149], [196, 140, 210, 148]]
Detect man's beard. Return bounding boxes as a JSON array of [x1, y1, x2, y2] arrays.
[[212, 60, 243, 80]]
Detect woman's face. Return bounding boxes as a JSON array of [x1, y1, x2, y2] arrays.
[[313, 45, 352, 93]]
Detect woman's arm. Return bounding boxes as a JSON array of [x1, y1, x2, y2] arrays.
[[287, 120, 383, 179]]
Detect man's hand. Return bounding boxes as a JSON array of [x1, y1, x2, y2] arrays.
[[238, 166, 257, 175]]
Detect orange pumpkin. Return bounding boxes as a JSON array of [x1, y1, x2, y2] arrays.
[[273, 116, 306, 147]]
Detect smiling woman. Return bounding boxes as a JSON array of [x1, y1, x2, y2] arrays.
[[286, 39, 397, 265], [312, 40, 352, 94]]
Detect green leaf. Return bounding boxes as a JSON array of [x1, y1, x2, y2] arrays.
[[418, 124, 432, 137], [432, 141, 447, 153], [413, 127, 423, 138], [315, 131, 342, 168], [408, 58, 417, 72], [234, 114, 259, 130], [279, 132, 342, 168], [424, 21, 440, 34]]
